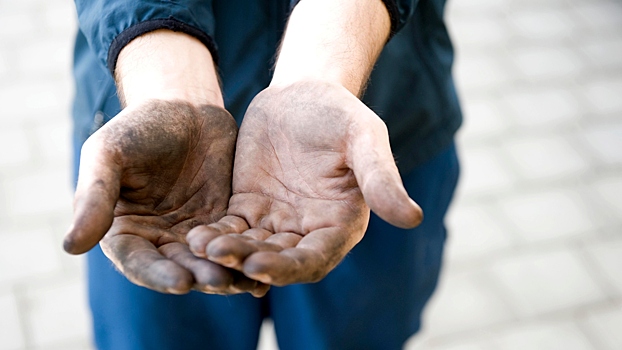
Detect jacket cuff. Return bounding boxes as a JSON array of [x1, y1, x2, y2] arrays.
[[107, 18, 218, 75], [380, 0, 401, 37]]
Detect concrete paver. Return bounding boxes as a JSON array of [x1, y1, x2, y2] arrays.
[[503, 135, 589, 181], [498, 189, 595, 242], [490, 321, 594, 350], [581, 303, 622, 350], [0, 292, 25, 350], [24, 280, 91, 349], [445, 204, 515, 261], [490, 248, 606, 317], [501, 88, 581, 128], [586, 238, 622, 294]]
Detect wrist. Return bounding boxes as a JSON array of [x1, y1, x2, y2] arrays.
[[115, 29, 223, 108], [270, 0, 390, 96]]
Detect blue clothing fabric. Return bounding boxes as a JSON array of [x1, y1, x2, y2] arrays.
[[72, 0, 462, 179], [74, 0, 417, 73], [87, 142, 459, 350], [71, 0, 463, 348]]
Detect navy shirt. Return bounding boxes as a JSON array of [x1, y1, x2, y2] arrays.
[[72, 0, 461, 180]]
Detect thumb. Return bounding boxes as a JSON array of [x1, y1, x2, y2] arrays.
[[63, 137, 121, 254], [347, 107, 423, 229]]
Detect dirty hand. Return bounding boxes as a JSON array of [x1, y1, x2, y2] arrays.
[[187, 81, 423, 286], [63, 100, 269, 296]]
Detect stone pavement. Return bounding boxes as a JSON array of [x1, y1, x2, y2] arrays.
[[0, 0, 620, 349]]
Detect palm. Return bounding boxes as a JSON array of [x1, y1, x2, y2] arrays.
[[188, 82, 423, 286], [64, 100, 268, 296]]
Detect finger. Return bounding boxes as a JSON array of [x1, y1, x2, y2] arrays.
[[102, 234, 194, 294], [159, 242, 234, 293], [187, 215, 249, 258], [247, 283, 271, 298], [206, 235, 260, 269], [348, 107, 423, 228], [231, 272, 270, 298], [264, 232, 302, 248], [206, 229, 295, 270], [242, 227, 348, 285], [160, 242, 270, 297], [243, 250, 323, 286], [64, 137, 122, 254]]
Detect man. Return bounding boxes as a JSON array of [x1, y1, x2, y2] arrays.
[[64, 0, 461, 349]]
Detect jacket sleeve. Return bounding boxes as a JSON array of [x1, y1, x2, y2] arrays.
[[288, 0, 419, 37], [74, 0, 218, 75], [381, 0, 419, 36]]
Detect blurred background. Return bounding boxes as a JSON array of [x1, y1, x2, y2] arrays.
[[0, 0, 621, 349]]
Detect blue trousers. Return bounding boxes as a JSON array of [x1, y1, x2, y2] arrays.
[[87, 143, 460, 350]]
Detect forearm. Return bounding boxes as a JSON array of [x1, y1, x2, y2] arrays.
[[271, 0, 391, 96], [115, 29, 223, 108]]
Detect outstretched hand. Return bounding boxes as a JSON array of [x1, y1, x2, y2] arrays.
[[187, 81, 423, 286], [63, 100, 269, 296]]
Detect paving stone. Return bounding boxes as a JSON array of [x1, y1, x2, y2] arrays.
[[0, 126, 31, 168], [499, 190, 594, 242], [43, 0, 77, 34], [1, 168, 73, 217], [580, 36, 622, 69], [584, 78, 622, 115], [0, 0, 41, 11], [449, 16, 509, 47], [445, 205, 514, 261], [0, 8, 38, 43], [34, 119, 72, 166], [454, 53, 511, 91], [0, 228, 61, 283], [586, 238, 622, 293], [16, 38, 74, 79], [32, 342, 94, 350], [423, 271, 515, 337], [580, 122, 622, 165], [0, 53, 6, 78], [490, 248, 606, 317], [581, 303, 622, 350], [413, 340, 493, 350], [0, 292, 25, 350], [572, 1, 622, 32], [460, 99, 508, 140], [510, 9, 576, 41], [0, 80, 72, 125], [501, 88, 580, 128], [593, 176, 622, 217], [449, 0, 509, 15], [511, 47, 583, 80], [458, 147, 516, 197], [491, 321, 593, 350], [503, 135, 589, 181], [25, 280, 91, 349], [506, 0, 568, 7]]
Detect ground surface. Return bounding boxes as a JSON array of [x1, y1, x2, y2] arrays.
[[0, 0, 621, 349]]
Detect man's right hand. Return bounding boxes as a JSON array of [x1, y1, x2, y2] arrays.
[[63, 28, 268, 297], [63, 100, 269, 297]]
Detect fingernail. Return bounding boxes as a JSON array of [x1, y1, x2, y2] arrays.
[[249, 273, 272, 285], [166, 287, 186, 295]]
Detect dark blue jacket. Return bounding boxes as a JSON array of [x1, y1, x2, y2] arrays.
[[72, 0, 461, 180]]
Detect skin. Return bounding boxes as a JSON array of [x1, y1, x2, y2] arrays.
[[186, 0, 423, 286], [186, 81, 423, 286], [64, 100, 269, 296], [64, 0, 423, 295], [64, 31, 274, 295]]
